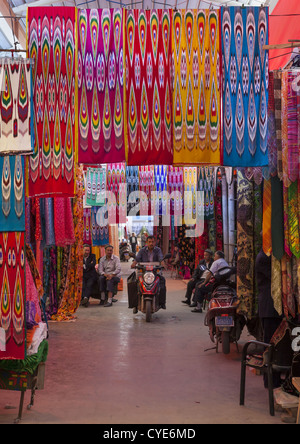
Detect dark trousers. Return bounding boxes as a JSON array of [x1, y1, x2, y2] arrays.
[[82, 275, 97, 301], [159, 275, 166, 305], [185, 279, 205, 302], [262, 317, 283, 389], [131, 243, 137, 254], [99, 275, 120, 294], [195, 283, 214, 305]]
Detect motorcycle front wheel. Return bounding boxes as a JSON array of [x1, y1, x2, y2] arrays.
[[145, 300, 152, 322]]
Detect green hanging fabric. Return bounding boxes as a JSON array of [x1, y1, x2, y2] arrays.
[[271, 175, 284, 260], [288, 180, 300, 258]]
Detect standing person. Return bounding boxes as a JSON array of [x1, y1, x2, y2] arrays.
[[97, 245, 122, 307], [131, 235, 167, 309], [182, 249, 213, 306], [256, 248, 282, 388], [81, 244, 98, 307], [141, 231, 147, 248], [191, 251, 229, 313], [129, 232, 137, 254]]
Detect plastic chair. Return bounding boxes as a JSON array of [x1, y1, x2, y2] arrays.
[[240, 329, 293, 416]]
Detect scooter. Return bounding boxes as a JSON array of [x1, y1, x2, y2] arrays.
[[204, 267, 246, 355], [134, 262, 164, 322]]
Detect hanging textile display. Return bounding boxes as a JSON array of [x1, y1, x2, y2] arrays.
[[139, 165, 154, 216], [106, 162, 126, 223], [183, 167, 197, 225], [85, 166, 107, 207], [0, 232, 26, 359], [273, 70, 283, 180], [287, 180, 300, 259], [53, 198, 75, 247], [51, 166, 84, 322], [91, 207, 109, 246], [236, 169, 255, 318], [221, 7, 269, 167], [262, 179, 272, 256], [197, 167, 215, 220], [0, 155, 24, 232], [173, 9, 221, 165], [27, 7, 76, 197], [168, 166, 183, 218], [267, 72, 277, 177], [0, 59, 33, 155], [154, 165, 168, 217], [124, 9, 173, 166], [126, 165, 139, 214], [78, 9, 125, 164], [83, 208, 92, 245]]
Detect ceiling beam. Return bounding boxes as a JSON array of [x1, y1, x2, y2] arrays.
[[0, 0, 26, 49], [12, 0, 65, 15]]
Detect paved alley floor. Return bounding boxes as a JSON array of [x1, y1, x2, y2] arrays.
[[0, 263, 284, 424]]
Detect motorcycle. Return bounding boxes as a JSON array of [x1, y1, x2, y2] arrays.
[[204, 267, 246, 355], [128, 254, 171, 322], [119, 241, 131, 262]]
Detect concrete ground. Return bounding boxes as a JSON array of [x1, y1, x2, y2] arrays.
[[0, 262, 284, 424]]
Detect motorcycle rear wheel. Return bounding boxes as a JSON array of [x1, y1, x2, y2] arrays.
[[145, 300, 152, 322], [221, 331, 230, 355]]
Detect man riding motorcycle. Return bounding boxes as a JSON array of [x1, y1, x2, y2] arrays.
[[131, 236, 167, 309]]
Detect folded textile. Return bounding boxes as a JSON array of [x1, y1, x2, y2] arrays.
[[0, 339, 48, 375], [27, 322, 48, 356]]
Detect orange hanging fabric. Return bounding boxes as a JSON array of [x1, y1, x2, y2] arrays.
[[262, 179, 272, 256]]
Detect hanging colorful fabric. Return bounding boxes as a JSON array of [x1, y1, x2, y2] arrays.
[[173, 9, 221, 165], [287, 71, 299, 183], [53, 197, 75, 247], [262, 179, 272, 256], [221, 7, 269, 167], [273, 71, 283, 180], [77, 9, 125, 163], [106, 162, 126, 224], [0, 155, 24, 232], [126, 165, 139, 215], [267, 72, 277, 176], [168, 166, 184, 218], [0, 60, 33, 155], [139, 166, 154, 216], [271, 255, 282, 316], [83, 208, 92, 245], [0, 232, 26, 359], [27, 7, 76, 197], [183, 167, 197, 225], [85, 166, 107, 207], [124, 9, 173, 165], [287, 180, 300, 258], [51, 166, 84, 322], [281, 71, 291, 188], [236, 169, 255, 318]]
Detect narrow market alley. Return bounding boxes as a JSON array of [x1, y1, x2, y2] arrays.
[[0, 263, 282, 425]]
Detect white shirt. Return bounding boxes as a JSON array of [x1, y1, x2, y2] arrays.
[[210, 258, 229, 276]]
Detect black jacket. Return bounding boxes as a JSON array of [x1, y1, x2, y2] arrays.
[[192, 259, 213, 281], [83, 253, 97, 280]]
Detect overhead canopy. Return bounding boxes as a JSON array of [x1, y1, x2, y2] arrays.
[[269, 0, 300, 70]]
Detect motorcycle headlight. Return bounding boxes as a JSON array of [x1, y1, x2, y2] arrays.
[[143, 272, 155, 285]]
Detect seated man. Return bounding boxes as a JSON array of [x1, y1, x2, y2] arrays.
[[182, 249, 213, 306], [97, 245, 122, 307], [131, 235, 167, 309], [191, 251, 229, 313], [81, 244, 98, 307]]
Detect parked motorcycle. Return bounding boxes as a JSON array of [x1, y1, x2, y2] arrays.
[[119, 241, 131, 262], [204, 267, 246, 354]]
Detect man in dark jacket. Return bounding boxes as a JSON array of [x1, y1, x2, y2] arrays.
[[256, 248, 282, 388], [81, 244, 98, 307], [182, 249, 213, 306]]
